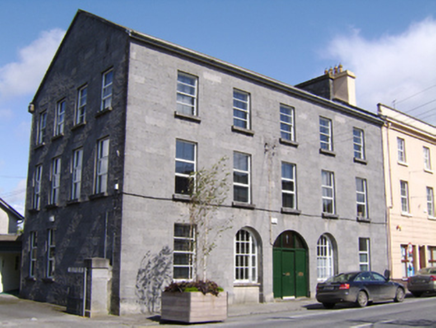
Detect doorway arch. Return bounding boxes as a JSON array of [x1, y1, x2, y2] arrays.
[[273, 230, 308, 298]]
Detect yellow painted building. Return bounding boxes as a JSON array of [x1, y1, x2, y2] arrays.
[[379, 104, 436, 281]]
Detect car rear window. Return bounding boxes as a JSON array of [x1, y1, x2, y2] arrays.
[[326, 273, 357, 283]]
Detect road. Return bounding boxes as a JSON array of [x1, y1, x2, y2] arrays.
[[196, 297, 436, 328]]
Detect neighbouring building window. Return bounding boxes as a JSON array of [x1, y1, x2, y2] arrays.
[[29, 231, 37, 277], [95, 138, 109, 194], [37, 111, 47, 145], [233, 152, 251, 203], [175, 140, 196, 194], [235, 229, 257, 283], [356, 178, 368, 219], [101, 69, 113, 111], [55, 100, 65, 136], [427, 187, 434, 217], [50, 158, 61, 205], [359, 238, 370, 271], [317, 235, 334, 281], [353, 128, 365, 160], [177, 72, 198, 115], [400, 180, 409, 214], [282, 162, 296, 209], [428, 246, 436, 267], [76, 85, 87, 124], [280, 104, 295, 141], [233, 89, 250, 129], [47, 229, 55, 278], [71, 148, 83, 200], [424, 146, 432, 171], [401, 244, 415, 277], [321, 170, 335, 214], [319, 117, 332, 151], [33, 165, 42, 210], [397, 137, 406, 163], [173, 224, 195, 280]]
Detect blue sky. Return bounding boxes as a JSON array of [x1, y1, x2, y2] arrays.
[[1, 0, 436, 214]]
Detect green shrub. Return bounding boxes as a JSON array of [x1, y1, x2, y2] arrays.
[[164, 280, 223, 296]]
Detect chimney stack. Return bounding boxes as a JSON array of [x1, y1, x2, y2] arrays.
[[331, 64, 356, 106]]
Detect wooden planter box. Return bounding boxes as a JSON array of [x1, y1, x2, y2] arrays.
[[161, 291, 227, 323]]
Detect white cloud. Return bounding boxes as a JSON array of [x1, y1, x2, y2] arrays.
[[0, 29, 65, 100], [325, 18, 436, 124]]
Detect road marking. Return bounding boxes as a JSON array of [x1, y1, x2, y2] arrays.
[[350, 320, 395, 328]]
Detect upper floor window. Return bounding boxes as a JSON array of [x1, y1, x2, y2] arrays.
[[46, 229, 55, 278], [71, 148, 83, 200], [400, 180, 409, 214], [29, 231, 37, 278], [233, 89, 250, 129], [55, 100, 65, 136], [356, 178, 368, 219], [234, 229, 258, 283], [359, 238, 371, 271], [423, 146, 432, 171], [233, 152, 251, 203], [282, 162, 296, 209], [101, 69, 113, 111], [353, 128, 365, 160], [177, 72, 198, 116], [173, 223, 195, 280], [427, 187, 434, 218], [321, 170, 335, 214], [319, 117, 332, 151], [95, 138, 109, 194], [33, 165, 42, 210], [37, 112, 47, 145], [175, 140, 196, 195], [76, 85, 87, 125], [50, 157, 61, 205], [280, 105, 295, 141], [397, 137, 406, 163]]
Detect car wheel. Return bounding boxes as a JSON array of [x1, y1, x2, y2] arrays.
[[394, 287, 405, 302], [322, 302, 335, 309], [411, 291, 422, 297], [356, 291, 368, 307]]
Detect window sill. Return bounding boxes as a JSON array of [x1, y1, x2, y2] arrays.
[[354, 157, 368, 165], [281, 207, 301, 215], [233, 282, 260, 287], [25, 276, 36, 282], [174, 111, 201, 123], [28, 208, 40, 214], [34, 143, 45, 150], [172, 194, 191, 202], [401, 212, 412, 217], [322, 212, 339, 219], [319, 148, 336, 157], [398, 161, 408, 167], [71, 122, 86, 131], [279, 138, 298, 148], [66, 199, 81, 206], [51, 134, 64, 141], [424, 169, 433, 174], [96, 107, 112, 118], [45, 204, 58, 210], [428, 216, 436, 221], [89, 192, 108, 200], [231, 126, 255, 136], [42, 277, 55, 283], [232, 201, 256, 209], [357, 216, 371, 223]]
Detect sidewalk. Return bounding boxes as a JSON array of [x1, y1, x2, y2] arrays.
[[0, 292, 318, 327]]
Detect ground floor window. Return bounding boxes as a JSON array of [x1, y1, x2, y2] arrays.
[[29, 231, 37, 277], [429, 246, 436, 267], [317, 235, 334, 281], [359, 238, 370, 271], [234, 229, 257, 283], [401, 244, 415, 277], [46, 229, 55, 278], [173, 224, 195, 280]]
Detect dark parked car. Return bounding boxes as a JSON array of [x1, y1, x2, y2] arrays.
[[408, 267, 436, 297], [316, 271, 405, 309]]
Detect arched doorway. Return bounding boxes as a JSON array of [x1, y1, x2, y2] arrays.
[[273, 230, 308, 298]]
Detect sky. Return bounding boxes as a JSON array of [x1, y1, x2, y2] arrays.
[[1, 0, 436, 215]]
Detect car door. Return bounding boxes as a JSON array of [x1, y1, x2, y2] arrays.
[[371, 272, 394, 299], [355, 272, 380, 300]]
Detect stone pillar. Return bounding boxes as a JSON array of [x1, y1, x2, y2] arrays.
[[85, 258, 111, 317]]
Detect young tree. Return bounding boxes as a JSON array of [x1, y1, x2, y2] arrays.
[[188, 157, 231, 281]]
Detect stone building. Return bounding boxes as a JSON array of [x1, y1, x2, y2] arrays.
[[379, 104, 436, 281], [21, 10, 388, 315]]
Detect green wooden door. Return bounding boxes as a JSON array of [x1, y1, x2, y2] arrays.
[[281, 250, 295, 297], [295, 249, 307, 297]]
